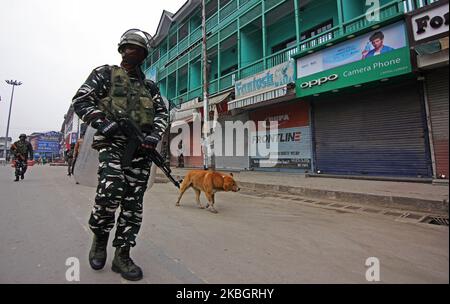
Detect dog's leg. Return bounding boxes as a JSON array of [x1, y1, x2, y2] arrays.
[[193, 188, 205, 209], [176, 182, 190, 207], [205, 193, 217, 213]]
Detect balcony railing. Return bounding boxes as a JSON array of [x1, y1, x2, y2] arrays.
[[299, 26, 341, 53], [220, 0, 238, 22], [219, 72, 235, 91], [151, 0, 439, 106], [266, 45, 298, 69], [240, 59, 264, 79], [188, 86, 202, 100], [343, 1, 404, 34], [209, 79, 219, 95]]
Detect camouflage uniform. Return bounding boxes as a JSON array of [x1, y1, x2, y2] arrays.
[[10, 139, 33, 180], [72, 65, 168, 248]]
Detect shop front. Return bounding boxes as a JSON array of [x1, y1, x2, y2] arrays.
[[406, 0, 449, 180], [248, 101, 312, 172], [295, 21, 433, 178], [225, 60, 307, 172]]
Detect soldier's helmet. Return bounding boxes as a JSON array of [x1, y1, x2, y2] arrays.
[[19, 134, 27, 139], [118, 29, 153, 57]]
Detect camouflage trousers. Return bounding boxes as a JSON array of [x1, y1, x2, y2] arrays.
[[89, 143, 151, 248], [15, 159, 27, 177]]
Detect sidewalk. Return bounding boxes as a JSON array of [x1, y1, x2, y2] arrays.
[[156, 167, 449, 215]]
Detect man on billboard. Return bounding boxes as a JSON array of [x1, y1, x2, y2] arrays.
[[362, 31, 395, 59]]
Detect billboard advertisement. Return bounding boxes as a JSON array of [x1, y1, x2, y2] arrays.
[[35, 132, 61, 155], [249, 102, 311, 169], [297, 22, 408, 78], [296, 22, 412, 97]]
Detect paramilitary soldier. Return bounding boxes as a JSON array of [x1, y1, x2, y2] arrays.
[[10, 134, 33, 182], [72, 29, 168, 281]]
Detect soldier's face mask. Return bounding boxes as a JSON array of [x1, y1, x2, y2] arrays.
[[121, 45, 146, 66]]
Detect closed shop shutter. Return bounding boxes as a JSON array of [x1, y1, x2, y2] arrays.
[[215, 112, 250, 170], [426, 68, 449, 178], [313, 81, 432, 177]]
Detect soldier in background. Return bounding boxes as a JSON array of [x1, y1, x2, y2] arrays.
[[65, 143, 75, 176], [10, 134, 33, 182]]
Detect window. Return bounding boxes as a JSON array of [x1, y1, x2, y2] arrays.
[[271, 37, 296, 54], [179, 23, 189, 41], [300, 19, 333, 41], [169, 33, 177, 49], [152, 49, 160, 62], [206, 0, 218, 20], [221, 64, 238, 76]]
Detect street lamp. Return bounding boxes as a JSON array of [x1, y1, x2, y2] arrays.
[[4, 80, 22, 161]]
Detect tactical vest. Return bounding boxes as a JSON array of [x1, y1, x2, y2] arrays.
[[14, 141, 28, 156], [98, 66, 155, 133]]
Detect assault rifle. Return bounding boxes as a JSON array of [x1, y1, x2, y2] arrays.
[[118, 118, 181, 189]]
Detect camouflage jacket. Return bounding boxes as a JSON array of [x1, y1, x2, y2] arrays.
[[11, 140, 33, 160], [72, 65, 168, 150]]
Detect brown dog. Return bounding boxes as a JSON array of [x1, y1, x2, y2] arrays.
[[175, 170, 240, 213]]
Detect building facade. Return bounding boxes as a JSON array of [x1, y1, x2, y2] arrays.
[[0, 137, 12, 160], [144, 0, 445, 178], [62, 105, 85, 152], [406, 0, 449, 180]]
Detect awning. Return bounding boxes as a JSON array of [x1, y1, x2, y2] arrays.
[[181, 91, 232, 111], [170, 110, 201, 129], [228, 85, 288, 110]]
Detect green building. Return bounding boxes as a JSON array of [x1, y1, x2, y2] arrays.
[[144, 0, 448, 178]]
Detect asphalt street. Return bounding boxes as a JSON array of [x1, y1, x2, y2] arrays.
[[0, 165, 448, 283]]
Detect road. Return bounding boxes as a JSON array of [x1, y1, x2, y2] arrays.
[[0, 165, 448, 283]]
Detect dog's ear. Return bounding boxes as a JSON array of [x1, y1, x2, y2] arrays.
[[229, 172, 233, 177]]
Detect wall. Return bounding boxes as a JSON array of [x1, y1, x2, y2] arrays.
[[240, 21, 263, 67], [266, 12, 296, 55], [300, 0, 339, 31]]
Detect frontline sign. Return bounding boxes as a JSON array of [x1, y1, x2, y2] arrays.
[[408, 0, 449, 44], [300, 74, 338, 89]]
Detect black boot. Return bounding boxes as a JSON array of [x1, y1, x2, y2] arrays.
[[21, 174, 24, 180], [111, 246, 143, 281], [14, 176, 19, 182], [88, 234, 109, 270]]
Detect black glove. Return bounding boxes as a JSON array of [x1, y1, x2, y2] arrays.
[[142, 134, 159, 150], [92, 118, 119, 137]]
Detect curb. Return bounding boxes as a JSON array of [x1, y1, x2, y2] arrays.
[[155, 173, 449, 215]]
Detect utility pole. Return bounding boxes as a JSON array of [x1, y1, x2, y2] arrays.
[[4, 80, 22, 161], [201, 0, 210, 170]]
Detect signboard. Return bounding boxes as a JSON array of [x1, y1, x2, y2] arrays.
[[296, 47, 412, 97], [250, 126, 312, 169], [37, 141, 60, 153], [297, 22, 407, 78], [407, 0, 449, 45], [35, 132, 61, 154], [235, 60, 295, 98], [249, 102, 311, 169]]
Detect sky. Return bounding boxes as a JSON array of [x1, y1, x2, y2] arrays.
[[0, 0, 186, 140]]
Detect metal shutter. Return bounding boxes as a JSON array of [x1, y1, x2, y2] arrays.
[[313, 81, 432, 177], [215, 112, 250, 170], [427, 67, 449, 178]]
